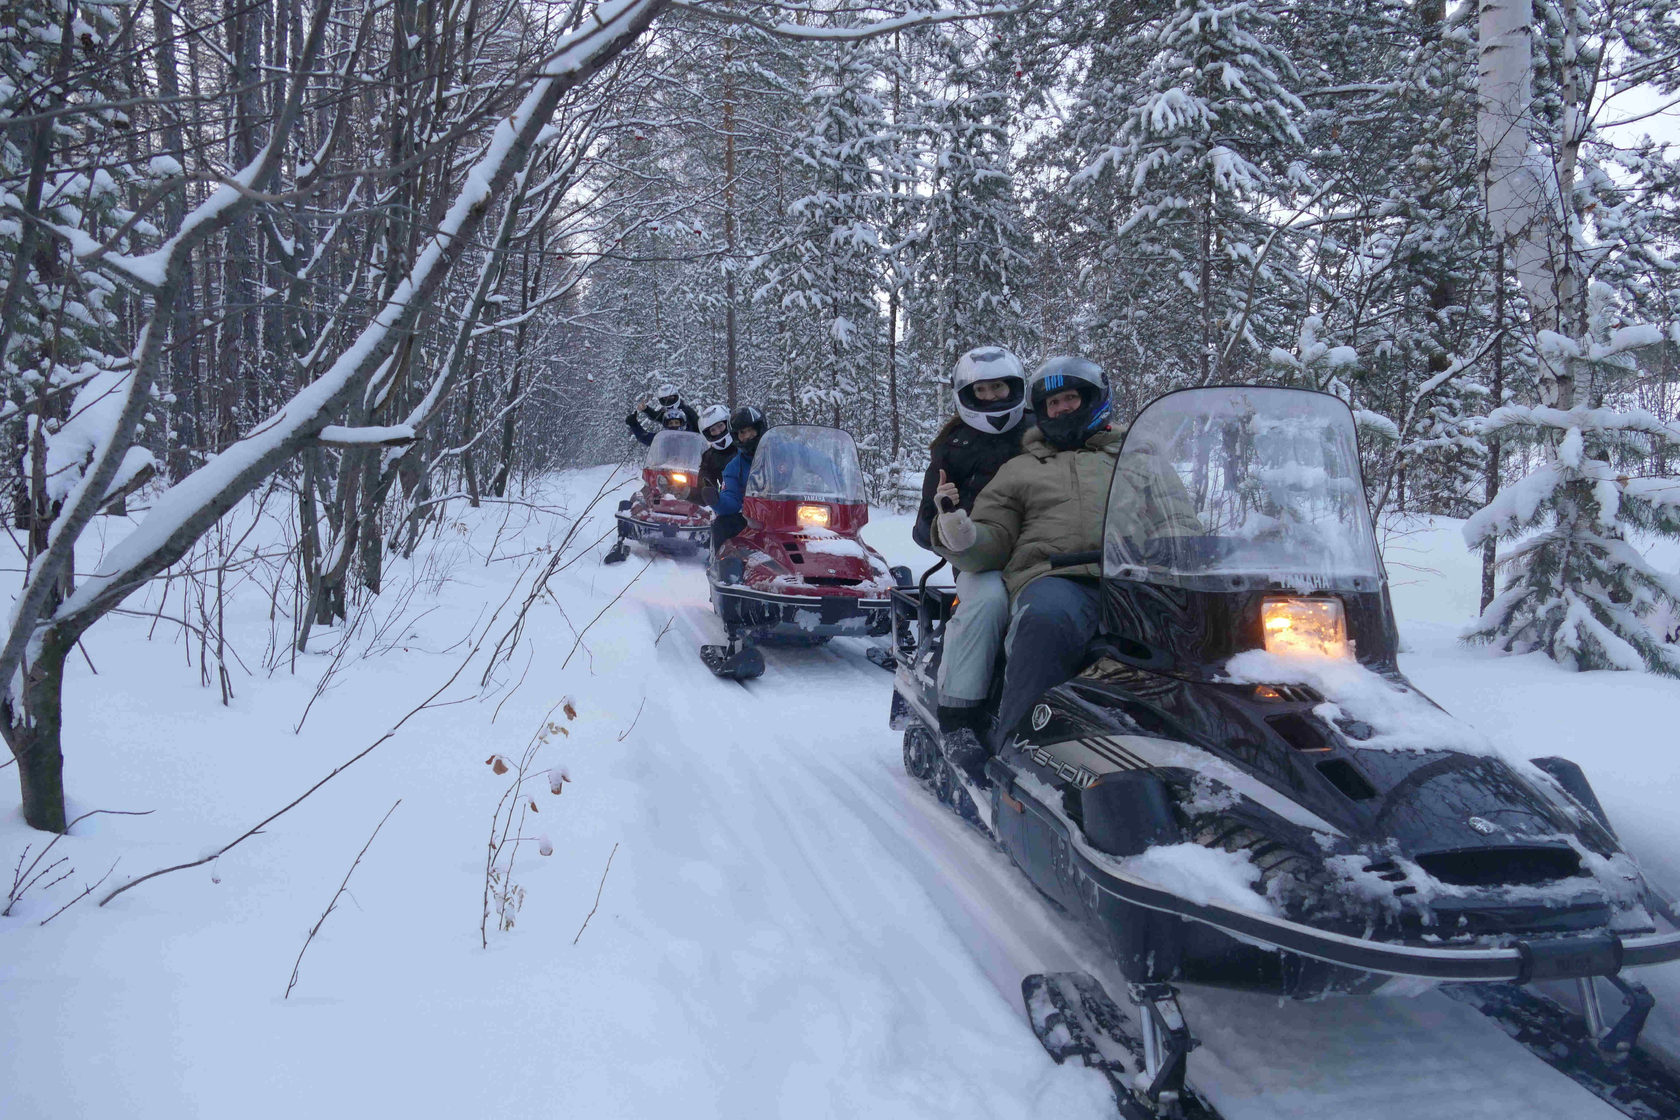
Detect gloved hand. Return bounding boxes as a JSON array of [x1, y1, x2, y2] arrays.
[[937, 507, 977, 551], [626, 411, 640, 426], [933, 469, 976, 550]]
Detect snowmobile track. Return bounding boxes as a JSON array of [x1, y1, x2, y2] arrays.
[[1024, 971, 1223, 1120]]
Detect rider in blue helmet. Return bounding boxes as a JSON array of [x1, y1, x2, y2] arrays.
[[932, 356, 1198, 782]]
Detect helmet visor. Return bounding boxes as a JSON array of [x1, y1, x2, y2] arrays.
[[957, 379, 1024, 415]]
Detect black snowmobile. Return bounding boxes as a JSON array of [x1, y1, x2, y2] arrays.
[[886, 385, 1680, 1119]]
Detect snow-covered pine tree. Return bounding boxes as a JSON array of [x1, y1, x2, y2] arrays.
[[908, 29, 1035, 392], [0, 0, 152, 589], [1059, 0, 1308, 391], [768, 40, 894, 437], [1464, 322, 1680, 675], [1290, 0, 1497, 519], [886, 26, 1035, 502]]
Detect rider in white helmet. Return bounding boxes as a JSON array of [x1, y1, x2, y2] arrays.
[[627, 382, 699, 445], [694, 403, 736, 504], [914, 346, 1028, 759]]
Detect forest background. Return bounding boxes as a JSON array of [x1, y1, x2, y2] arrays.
[[5, 0, 1680, 833]]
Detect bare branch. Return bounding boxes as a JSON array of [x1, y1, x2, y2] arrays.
[[285, 799, 402, 998]]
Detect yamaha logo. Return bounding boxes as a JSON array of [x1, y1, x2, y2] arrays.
[[1467, 816, 1497, 835], [1031, 704, 1052, 731]]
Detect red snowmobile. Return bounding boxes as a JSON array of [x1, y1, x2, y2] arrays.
[[605, 430, 714, 564], [700, 424, 909, 680]]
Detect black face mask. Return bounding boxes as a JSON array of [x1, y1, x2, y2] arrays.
[[736, 430, 761, 456], [1035, 389, 1113, 451]]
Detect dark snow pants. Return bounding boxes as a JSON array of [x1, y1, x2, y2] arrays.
[[991, 576, 1103, 752], [711, 513, 747, 558]]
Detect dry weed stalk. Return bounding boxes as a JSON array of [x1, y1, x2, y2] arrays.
[[480, 698, 576, 947]]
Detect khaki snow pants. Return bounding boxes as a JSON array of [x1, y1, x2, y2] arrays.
[[936, 569, 1011, 708]]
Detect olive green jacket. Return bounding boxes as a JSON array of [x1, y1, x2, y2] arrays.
[[934, 425, 1201, 599]]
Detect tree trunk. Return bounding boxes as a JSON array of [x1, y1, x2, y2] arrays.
[[887, 286, 900, 460], [1481, 260, 1507, 611], [723, 36, 739, 409], [5, 625, 78, 834], [1477, 0, 1571, 407]]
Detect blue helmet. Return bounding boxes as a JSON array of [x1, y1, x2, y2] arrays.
[[1028, 357, 1110, 450]]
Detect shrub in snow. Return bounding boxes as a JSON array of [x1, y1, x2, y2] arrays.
[[1464, 366, 1680, 676]]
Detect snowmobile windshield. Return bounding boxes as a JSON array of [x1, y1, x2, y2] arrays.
[[745, 425, 866, 503], [1104, 387, 1384, 593], [645, 430, 706, 472]]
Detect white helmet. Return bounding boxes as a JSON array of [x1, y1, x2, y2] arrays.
[[953, 347, 1026, 434], [699, 404, 732, 450], [656, 383, 682, 411]]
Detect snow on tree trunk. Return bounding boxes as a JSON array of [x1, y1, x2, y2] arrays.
[[1476, 0, 1575, 407]]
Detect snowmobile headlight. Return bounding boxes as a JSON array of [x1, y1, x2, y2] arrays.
[[1261, 597, 1348, 659], [796, 504, 831, 528], [669, 471, 689, 486]]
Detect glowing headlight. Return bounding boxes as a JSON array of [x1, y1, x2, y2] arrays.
[[796, 504, 831, 528], [1261, 597, 1348, 659], [668, 471, 689, 486]]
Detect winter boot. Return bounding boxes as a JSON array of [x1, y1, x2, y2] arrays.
[[942, 726, 991, 788], [938, 703, 985, 734]]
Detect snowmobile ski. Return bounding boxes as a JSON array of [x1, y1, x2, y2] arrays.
[[603, 538, 630, 564], [865, 645, 897, 671], [1022, 972, 1221, 1120], [1443, 980, 1680, 1119], [700, 642, 764, 682]]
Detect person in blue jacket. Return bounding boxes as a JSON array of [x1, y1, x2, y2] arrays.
[[711, 405, 766, 552]]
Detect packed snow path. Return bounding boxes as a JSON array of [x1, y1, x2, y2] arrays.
[[2, 467, 1674, 1118]]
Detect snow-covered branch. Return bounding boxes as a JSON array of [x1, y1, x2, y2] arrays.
[[48, 0, 671, 638]]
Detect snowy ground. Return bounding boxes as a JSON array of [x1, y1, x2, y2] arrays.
[[3, 469, 1678, 1119]]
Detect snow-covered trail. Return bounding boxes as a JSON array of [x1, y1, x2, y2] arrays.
[[1, 471, 1668, 1119], [599, 516, 1622, 1118]]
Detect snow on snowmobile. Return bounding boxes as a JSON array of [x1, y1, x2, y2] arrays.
[[886, 385, 1680, 1119], [605, 430, 714, 564], [701, 424, 909, 681]]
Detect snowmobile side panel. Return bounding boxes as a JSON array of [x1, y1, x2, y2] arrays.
[[1081, 772, 1182, 858]]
